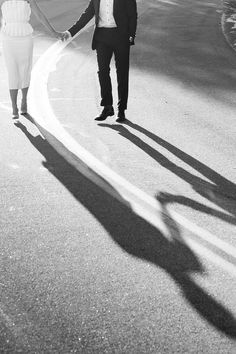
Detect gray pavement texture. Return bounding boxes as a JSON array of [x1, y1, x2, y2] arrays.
[[0, 0, 236, 353]]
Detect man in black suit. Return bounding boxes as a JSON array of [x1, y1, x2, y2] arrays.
[[62, 0, 138, 122]]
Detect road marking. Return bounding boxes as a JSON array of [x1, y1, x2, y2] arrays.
[[0, 102, 11, 111], [28, 37, 236, 277]]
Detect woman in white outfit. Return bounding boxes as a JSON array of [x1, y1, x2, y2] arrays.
[[0, 0, 61, 119]]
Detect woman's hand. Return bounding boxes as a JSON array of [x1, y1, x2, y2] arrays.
[[54, 31, 71, 41], [54, 31, 65, 40]]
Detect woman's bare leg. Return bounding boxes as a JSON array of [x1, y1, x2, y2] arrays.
[[9, 89, 19, 118], [21, 87, 29, 114]]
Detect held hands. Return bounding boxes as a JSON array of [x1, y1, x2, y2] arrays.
[[54, 31, 71, 41], [60, 31, 71, 41]]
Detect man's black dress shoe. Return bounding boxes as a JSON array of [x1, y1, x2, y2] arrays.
[[116, 110, 126, 123], [95, 106, 114, 121]]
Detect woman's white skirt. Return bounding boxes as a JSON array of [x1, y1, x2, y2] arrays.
[[2, 34, 33, 90]]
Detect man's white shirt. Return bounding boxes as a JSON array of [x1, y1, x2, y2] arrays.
[[98, 0, 117, 28], [66, 0, 117, 38]]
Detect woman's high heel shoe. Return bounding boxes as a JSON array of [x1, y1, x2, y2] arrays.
[[12, 109, 19, 120]]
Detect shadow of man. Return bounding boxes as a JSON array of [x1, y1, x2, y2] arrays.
[[98, 120, 236, 226], [15, 120, 236, 338]]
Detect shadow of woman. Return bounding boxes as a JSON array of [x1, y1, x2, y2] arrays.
[[98, 120, 236, 225], [14, 120, 236, 338]]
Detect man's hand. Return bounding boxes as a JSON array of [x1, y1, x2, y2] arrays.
[[56, 31, 71, 41], [60, 31, 72, 41], [129, 36, 135, 45]]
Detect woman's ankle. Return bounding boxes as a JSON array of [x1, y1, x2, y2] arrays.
[[21, 101, 27, 113], [12, 107, 18, 115]]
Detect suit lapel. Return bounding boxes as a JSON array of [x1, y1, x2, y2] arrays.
[[113, 0, 117, 13], [94, 0, 101, 16]]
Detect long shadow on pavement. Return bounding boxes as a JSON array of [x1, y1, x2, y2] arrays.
[[99, 120, 236, 226], [15, 120, 236, 338]]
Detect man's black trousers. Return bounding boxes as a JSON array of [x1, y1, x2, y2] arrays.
[[95, 28, 130, 112]]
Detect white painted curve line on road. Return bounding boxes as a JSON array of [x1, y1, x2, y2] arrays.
[[0, 102, 11, 111], [28, 38, 236, 277]]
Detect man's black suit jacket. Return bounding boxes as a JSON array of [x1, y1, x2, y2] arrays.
[[68, 0, 138, 50]]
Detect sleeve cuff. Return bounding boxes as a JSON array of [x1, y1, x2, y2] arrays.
[[66, 30, 72, 38]]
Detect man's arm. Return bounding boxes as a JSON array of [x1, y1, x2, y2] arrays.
[[126, 0, 138, 45], [68, 0, 95, 37]]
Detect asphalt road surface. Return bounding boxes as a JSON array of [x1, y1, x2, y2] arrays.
[[0, 0, 236, 353]]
